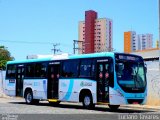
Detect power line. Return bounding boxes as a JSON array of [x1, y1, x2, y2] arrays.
[[0, 39, 54, 44], [0, 40, 73, 48], [0, 39, 72, 53]]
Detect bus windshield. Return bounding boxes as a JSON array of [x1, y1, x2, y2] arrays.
[[115, 55, 146, 93]]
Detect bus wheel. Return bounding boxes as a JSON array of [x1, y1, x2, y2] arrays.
[[82, 94, 95, 109], [25, 90, 33, 104], [108, 105, 120, 110]]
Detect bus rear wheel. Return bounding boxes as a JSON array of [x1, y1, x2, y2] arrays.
[[82, 94, 95, 109], [108, 105, 120, 110], [25, 90, 39, 104], [25, 90, 33, 104]]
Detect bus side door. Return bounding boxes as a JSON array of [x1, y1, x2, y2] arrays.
[[97, 58, 113, 103], [16, 64, 24, 97], [48, 62, 60, 99]]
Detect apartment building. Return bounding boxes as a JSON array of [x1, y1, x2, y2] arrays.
[[124, 31, 153, 53], [78, 10, 113, 54]]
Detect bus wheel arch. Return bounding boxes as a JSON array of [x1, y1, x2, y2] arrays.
[[24, 88, 39, 104], [79, 89, 95, 109], [24, 88, 33, 104]]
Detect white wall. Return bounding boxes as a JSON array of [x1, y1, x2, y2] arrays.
[[146, 61, 160, 105], [0, 71, 6, 91]]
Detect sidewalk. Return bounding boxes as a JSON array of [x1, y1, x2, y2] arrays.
[[0, 89, 4, 97], [0, 89, 10, 98], [122, 104, 160, 111]]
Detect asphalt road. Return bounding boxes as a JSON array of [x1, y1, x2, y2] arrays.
[[0, 97, 159, 120]]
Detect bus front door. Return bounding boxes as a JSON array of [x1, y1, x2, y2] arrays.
[[97, 62, 110, 103], [48, 63, 60, 99], [16, 65, 24, 97]]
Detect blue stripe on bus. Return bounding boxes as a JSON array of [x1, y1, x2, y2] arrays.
[[69, 52, 114, 59], [62, 80, 74, 101], [7, 58, 52, 64]]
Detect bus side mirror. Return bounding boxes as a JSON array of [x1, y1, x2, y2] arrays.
[[144, 63, 147, 73], [145, 67, 147, 73]]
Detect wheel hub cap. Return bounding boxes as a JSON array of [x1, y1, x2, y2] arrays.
[[84, 96, 90, 106], [27, 93, 32, 103]]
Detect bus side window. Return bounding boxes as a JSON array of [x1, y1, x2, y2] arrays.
[[26, 64, 35, 78], [6, 65, 16, 79], [80, 59, 94, 78], [35, 63, 47, 78], [62, 60, 79, 78]]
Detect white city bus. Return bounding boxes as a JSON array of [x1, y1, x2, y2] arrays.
[[4, 52, 147, 110]]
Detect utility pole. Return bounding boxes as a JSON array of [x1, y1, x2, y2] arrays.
[[52, 43, 61, 55], [73, 40, 83, 54]]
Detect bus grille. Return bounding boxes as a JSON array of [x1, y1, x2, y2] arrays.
[[127, 99, 143, 104]]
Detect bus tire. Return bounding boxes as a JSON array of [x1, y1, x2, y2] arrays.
[[108, 105, 120, 110], [82, 94, 95, 109], [25, 90, 34, 104]]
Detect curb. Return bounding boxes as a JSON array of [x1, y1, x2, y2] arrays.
[[122, 105, 160, 111]]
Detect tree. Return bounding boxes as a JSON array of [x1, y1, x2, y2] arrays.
[[0, 46, 14, 70]]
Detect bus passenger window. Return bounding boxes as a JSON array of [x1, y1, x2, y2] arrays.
[[26, 64, 35, 77], [6, 65, 16, 79], [35, 63, 47, 78], [80, 59, 94, 77], [62, 60, 79, 78]]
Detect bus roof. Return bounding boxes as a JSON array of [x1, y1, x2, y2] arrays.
[[7, 52, 143, 65], [7, 58, 52, 65], [69, 52, 114, 59], [7, 52, 115, 65]]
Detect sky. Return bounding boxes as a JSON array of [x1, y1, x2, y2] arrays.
[[0, 0, 158, 60]]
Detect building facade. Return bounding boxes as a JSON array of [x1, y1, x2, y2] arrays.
[[124, 31, 153, 53], [124, 31, 136, 53], [139, 34, 153, 50], [78, 10, 113, 54]]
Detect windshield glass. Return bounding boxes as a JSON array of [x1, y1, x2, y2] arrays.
[[116, 61, 146, 92]]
